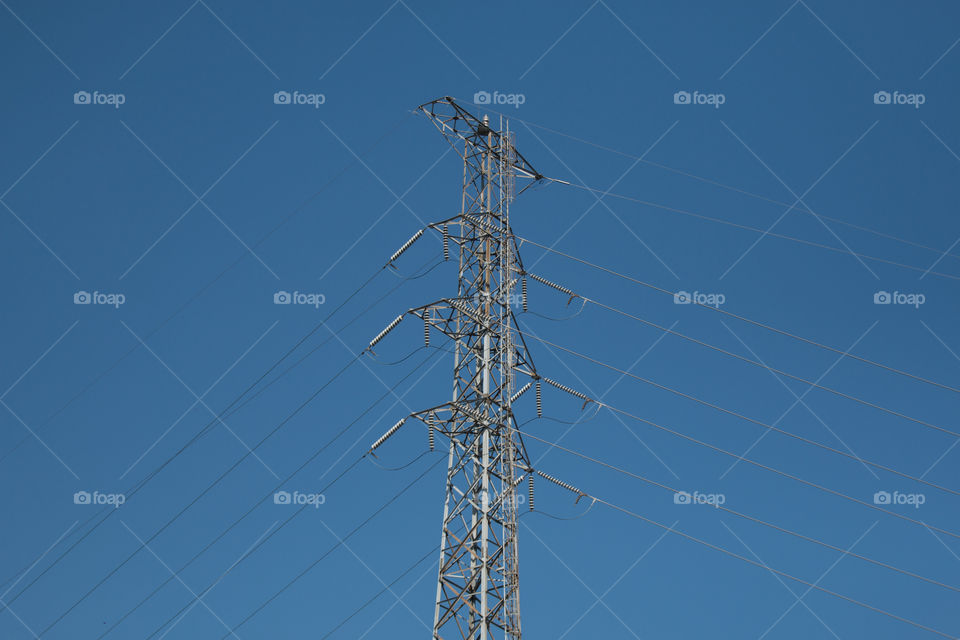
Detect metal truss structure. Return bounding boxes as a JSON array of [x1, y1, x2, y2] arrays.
[[368, 97, 545, 639]]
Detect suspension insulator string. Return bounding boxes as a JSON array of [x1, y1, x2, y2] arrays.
[[442, 224, 449, 260], [423, 316, 430, 347], [522, 277, 528, 312], [536, 380, 542, 418], [427, 414, 435, 451], [528, 474, 535, 511]]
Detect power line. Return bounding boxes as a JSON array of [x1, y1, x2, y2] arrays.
[[544, 179, 960, 283], [520, 429, 960, 595], [445, 98, 960, 265], [32, 246, 443, 633], [517, 236, 960, 396], [0, 253, 440, 602], [2, 264, 382, 619], [524, 274, 960, 441], [0, 111, 417, 471], [519, 370, 960, 542], [318, 545, 438, 639], [212, 455, 443, 640], [519, 330, 960, 498], [96, 346, 446, 639], [36, 351, 365, 636], [586, 493, 958, 639]]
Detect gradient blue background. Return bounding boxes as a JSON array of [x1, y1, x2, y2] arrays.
[[2, 1, 960, 638]]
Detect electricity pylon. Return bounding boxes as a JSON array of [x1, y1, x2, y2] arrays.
[[368, 97, 544, 639]]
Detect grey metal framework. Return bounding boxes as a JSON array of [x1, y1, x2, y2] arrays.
[[369, 97, 544, 640]]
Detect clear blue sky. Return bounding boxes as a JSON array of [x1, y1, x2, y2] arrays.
[[2, 1, 960, 638]]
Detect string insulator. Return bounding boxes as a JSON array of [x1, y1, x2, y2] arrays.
[[453, 402, 487, 425], [462, 214, 500, 235], [427, 415, 435, 451], [537, 469, 584, 498], [423, 317, 430, 347], [543, 377, 592, 403], [509, 382, 532, 404], [528, 474, 535, 511], [521, 277, 528, 312], [442, 224, 449, 260], [370, 417, 406, 453], [528, 272, 576, 298], [368, 314, 404, 351], [535, 380, 542, 418], [388, 229, 424, 265], [448, 298, 484, 324]]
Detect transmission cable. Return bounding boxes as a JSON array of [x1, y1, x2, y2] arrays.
[[0, 110, 417, 470], [318, 545, 438, 639], [449, 97, 960, 265], [96, 347, 444, 639], [522, 373, 960, 541], [518, 236, 960, 396], [585, 492, 958, 639], [523, 275, 960, 441], [2, 272, 385, 619], [209, 456, 443, 640], [8, 238, 442, 620], [35, 347, 369, 636], [519, 330, 960, 498], [521, 429, 960, 595], [542, 179, 960, 282]]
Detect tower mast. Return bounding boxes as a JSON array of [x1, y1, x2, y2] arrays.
[[415, 97, 541, 639]]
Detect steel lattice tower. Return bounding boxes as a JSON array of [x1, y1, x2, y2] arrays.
[[369, 97, 544, 640]]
